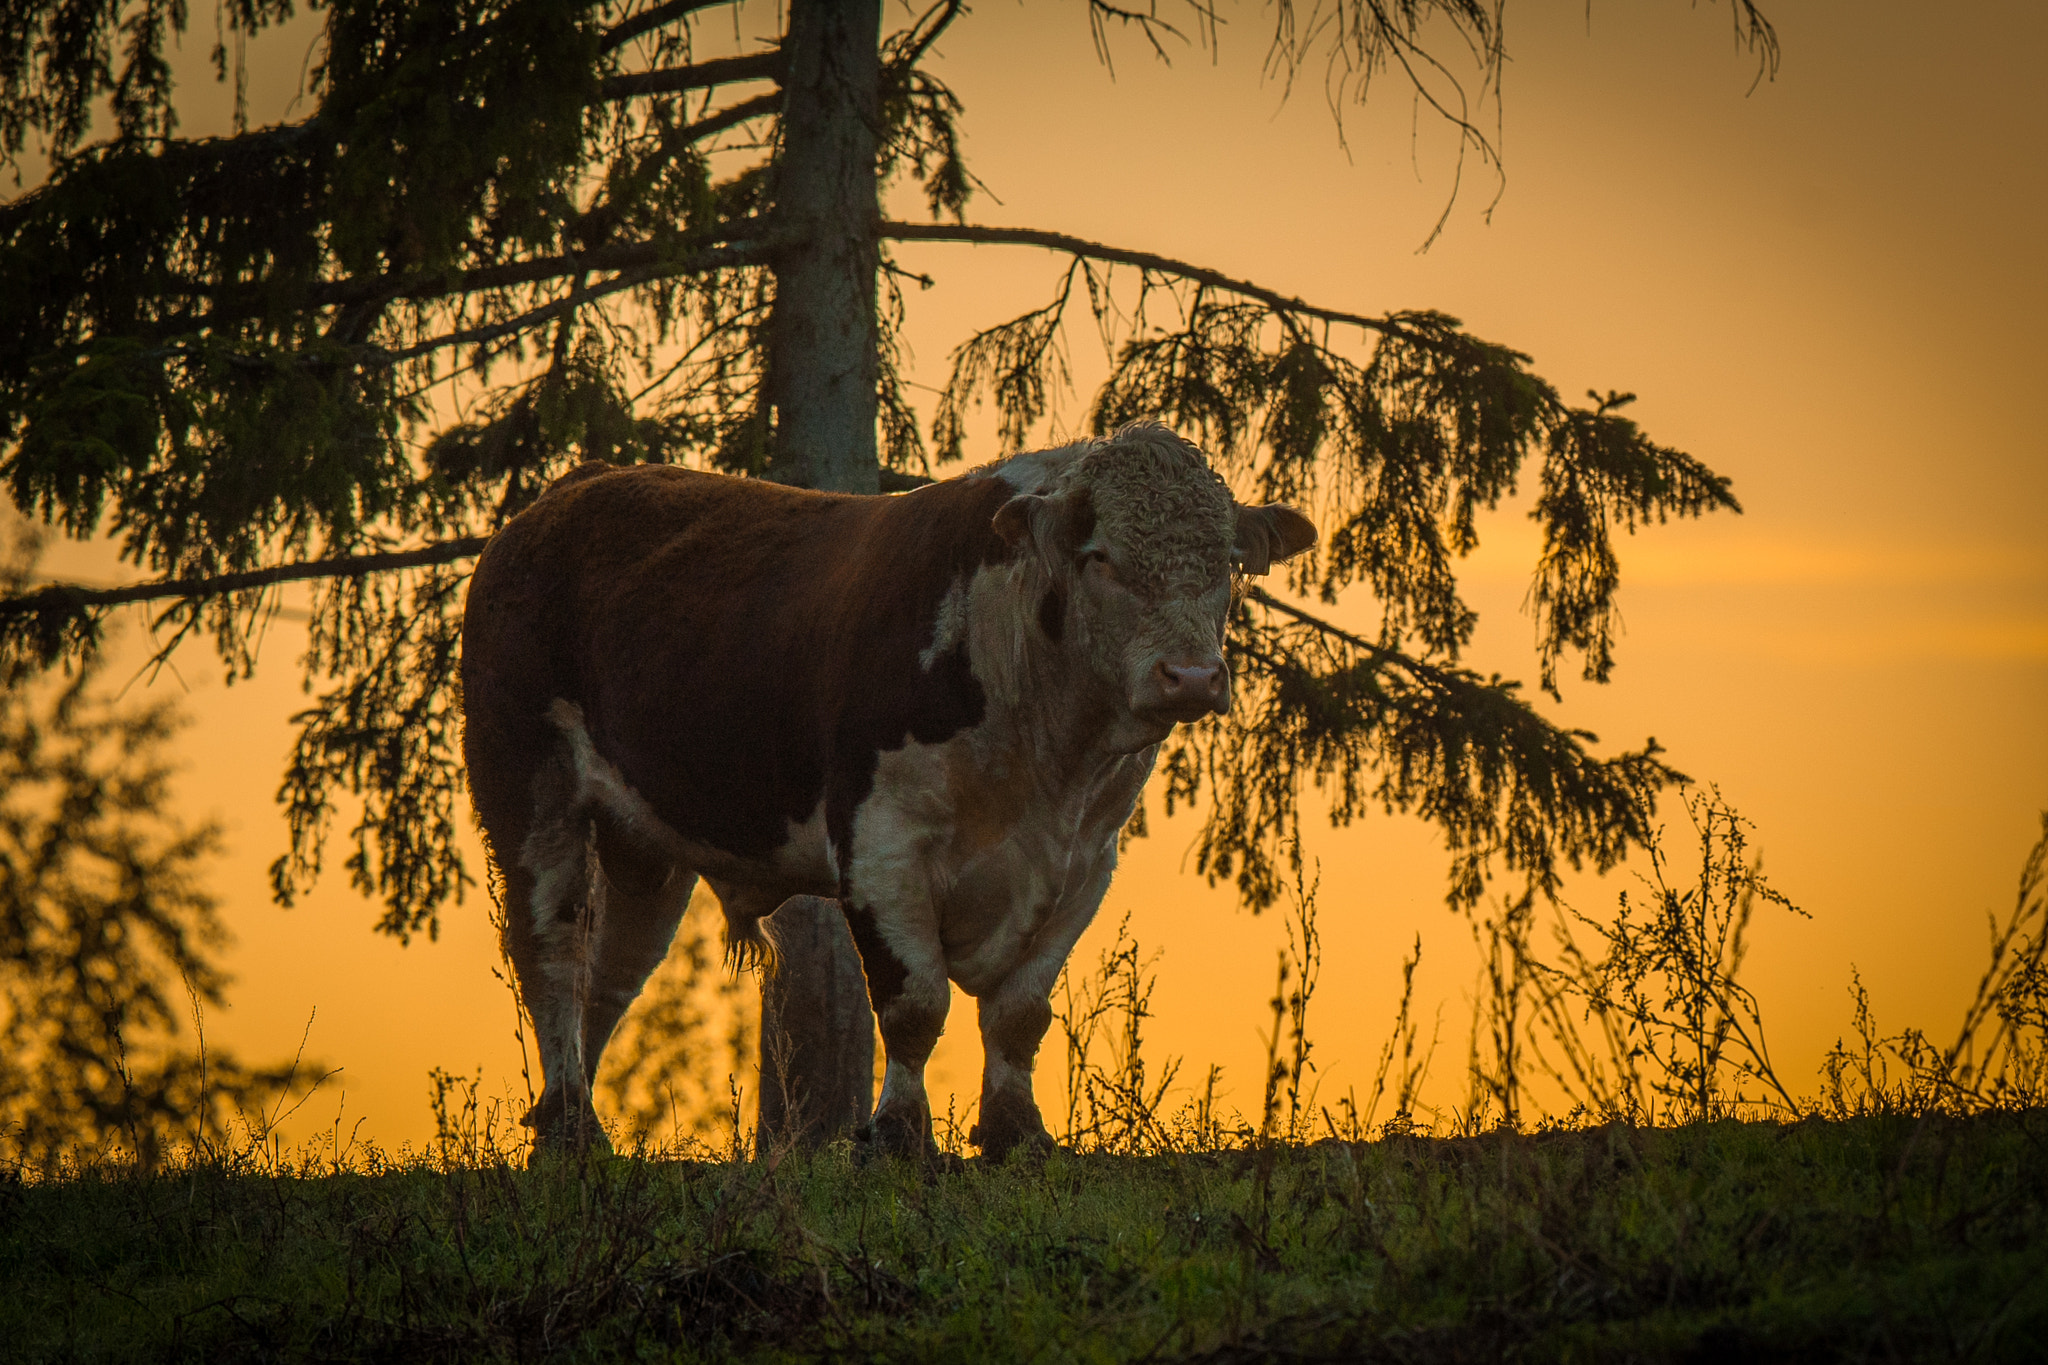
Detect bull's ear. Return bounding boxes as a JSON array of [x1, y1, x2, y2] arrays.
[[994, 488, 1095, 575], [1232, 503, 1318, 576], [991, 494, 1043, 550]]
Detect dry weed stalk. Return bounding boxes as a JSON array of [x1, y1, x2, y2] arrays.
[[1819, 813, 2048, 1117], [1055, 911, 1183, 1153], [1258, 863, 1323, 1144], [1512, 790, 1804, 1125]]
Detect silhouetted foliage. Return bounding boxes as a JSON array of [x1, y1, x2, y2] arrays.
[[0, 524, 312, 1171]]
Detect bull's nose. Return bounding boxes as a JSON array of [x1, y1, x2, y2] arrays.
[[1155, 658, 1228, 715]]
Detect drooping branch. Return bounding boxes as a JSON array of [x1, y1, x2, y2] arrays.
[[153, 106, 781, 321], [169, 219, 762, 320], [360, 236, 784, 367], [1182, 584, 1684, 912], [882, 220, 1397, 337], [926, 245, 1734, 689], [154, 234, 786, 372]]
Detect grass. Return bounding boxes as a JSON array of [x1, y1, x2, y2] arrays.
[[6, 798, 2046, 1362], [5, 1110, 2045, 1362]]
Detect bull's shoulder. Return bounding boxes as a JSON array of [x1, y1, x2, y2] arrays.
[[849, 474, 1019, 581]]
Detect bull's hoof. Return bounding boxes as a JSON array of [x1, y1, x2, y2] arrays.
[[523, 1091, 612, 1165], [971, 1092, 1058, 1165], [973, 1126, 1058, 1167], [860, 1107, 936, 1166]]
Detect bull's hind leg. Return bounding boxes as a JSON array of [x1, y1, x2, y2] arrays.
[[503, 796, 609, 1155], [579, 826, 697, 1095]]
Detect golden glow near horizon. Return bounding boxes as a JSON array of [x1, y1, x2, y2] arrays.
[[17, 0, 2047, 1148]]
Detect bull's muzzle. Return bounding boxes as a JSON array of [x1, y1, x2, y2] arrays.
[[1139, 656, 1230, 723]]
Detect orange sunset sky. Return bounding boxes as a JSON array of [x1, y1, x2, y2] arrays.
[[19, 0, 2048, 1149]]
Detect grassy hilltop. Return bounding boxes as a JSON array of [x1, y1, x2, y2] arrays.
[[4, 1113, 2045, 1363], [7, 806, 2046, 1362]]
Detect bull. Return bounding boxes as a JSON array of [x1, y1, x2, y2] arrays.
[[459, 422, 1316, 1160]]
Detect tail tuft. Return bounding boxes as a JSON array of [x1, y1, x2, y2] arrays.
[[723, 910, 780, 977]]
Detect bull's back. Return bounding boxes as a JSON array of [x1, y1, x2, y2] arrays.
[[461, 463, 1014, 872]]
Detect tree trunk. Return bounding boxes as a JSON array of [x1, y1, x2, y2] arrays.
[[755, 0, 883, 1150], [756, 895, 875, 1147], [767, 0, 882, 496]]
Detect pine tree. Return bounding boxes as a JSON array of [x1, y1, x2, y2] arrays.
[[0, 0, 1772, 1145]]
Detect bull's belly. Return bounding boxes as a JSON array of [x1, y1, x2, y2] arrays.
[[563, 693, 1125, 995], [678, 804, 837, 896], [552, 701, 841, 897]]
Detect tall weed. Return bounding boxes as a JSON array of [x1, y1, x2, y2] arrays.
[[1818, 812, 2048, 1117], [1517, 790, 1804, 1125], [1257, 863, 1322, 1144], [1053, 910, 1184, 1153]]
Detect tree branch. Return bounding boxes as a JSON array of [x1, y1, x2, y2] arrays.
[[316, 202, 780, 310], [665, 89, 782, 147], [597, 50, 785, 102], [0, 539, 492, 622], [163, 232, 782, 361], [1242, 585, 1462, 691], [598, 0, 731, 55], [361, 234, 782, 365], [164, 102, 782, 320], [890, 0, 967, 74], [880, 221, 1397, 336]]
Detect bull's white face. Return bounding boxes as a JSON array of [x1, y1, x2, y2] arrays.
[[992, 428, 1316, 751], [1069, 535, 1235, 739]]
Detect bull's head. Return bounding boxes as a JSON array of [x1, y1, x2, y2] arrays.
[[993, 425, 1316, 746]]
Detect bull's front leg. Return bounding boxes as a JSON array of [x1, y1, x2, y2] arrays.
[[840, 897, 949, 1159], [973, 984, 1056, 1160], [972, 844, 1121, 1162], [839, 768, 954, 1160]]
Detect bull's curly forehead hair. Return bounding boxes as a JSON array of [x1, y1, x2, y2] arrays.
[[1059, 422, 1236, 591]]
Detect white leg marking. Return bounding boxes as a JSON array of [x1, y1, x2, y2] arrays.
[[877, 1056, 928, 1115]]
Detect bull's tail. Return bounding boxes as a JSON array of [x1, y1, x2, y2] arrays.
[[723, 908, 780, 976], [714, 884, 786, 977]]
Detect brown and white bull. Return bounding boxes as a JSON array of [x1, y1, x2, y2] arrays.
[[459, 422, 1315, 1160]]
